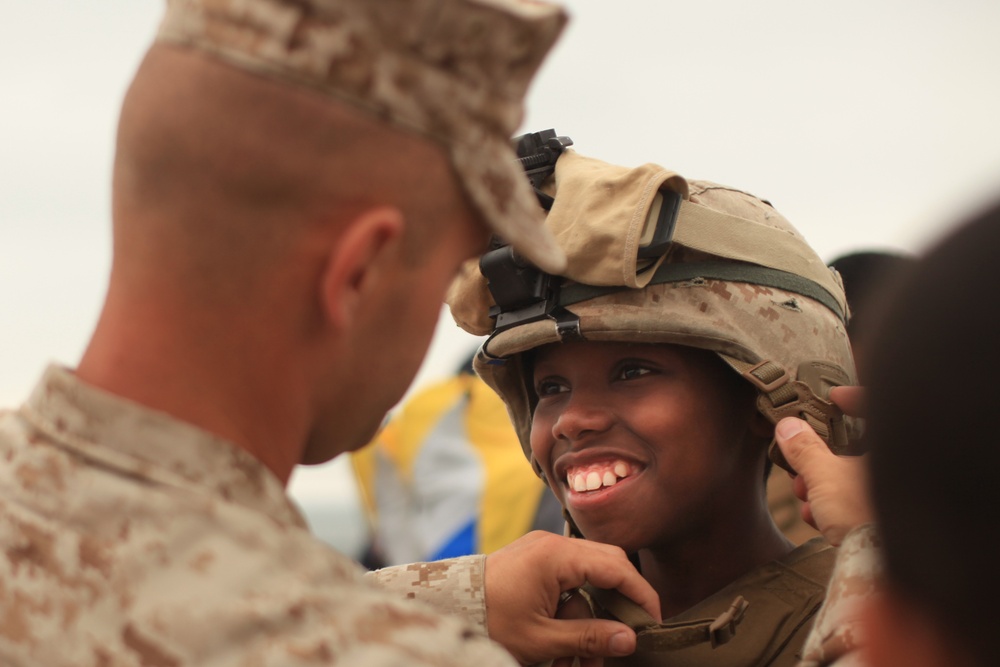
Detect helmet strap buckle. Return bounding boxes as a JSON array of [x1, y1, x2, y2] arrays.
[[740, 360, 790, 393]]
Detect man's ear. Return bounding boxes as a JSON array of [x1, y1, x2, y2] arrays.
[[320, 206, 405, 331]]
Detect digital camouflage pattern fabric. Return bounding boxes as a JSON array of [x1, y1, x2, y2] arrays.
[[798, 525, 881, 667], [0, 366, 515, 667], [157, 0, 568, 273]]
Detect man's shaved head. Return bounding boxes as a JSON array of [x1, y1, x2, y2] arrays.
[[112, 44, 478, 305], [81, 43, 490, 475]]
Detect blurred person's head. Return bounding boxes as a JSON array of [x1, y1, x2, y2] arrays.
[[828, 250, 914, 371], [862, 201, 1000, 667]]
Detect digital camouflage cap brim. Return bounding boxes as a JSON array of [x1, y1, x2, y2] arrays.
[[156, 0, 569, 274]]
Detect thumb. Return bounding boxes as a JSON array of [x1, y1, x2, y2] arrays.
[[774, 417, 834, 477], [775, 416, 873, 545], [540, 617, 637, 661]]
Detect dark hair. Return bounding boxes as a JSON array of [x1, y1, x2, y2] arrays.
[[829, 250, 914, 349], [865, 200, 1000, 665]]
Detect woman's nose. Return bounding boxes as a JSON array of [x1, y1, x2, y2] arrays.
[[551, 390, 614, 442]]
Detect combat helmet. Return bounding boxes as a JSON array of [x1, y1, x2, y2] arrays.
[[447, 131, 860, 477]]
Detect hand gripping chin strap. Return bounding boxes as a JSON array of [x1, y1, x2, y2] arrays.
[[578, 585, 750, 650], [720, 356, 863, 474]]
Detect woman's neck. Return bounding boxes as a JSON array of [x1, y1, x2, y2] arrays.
[[637, 503, 795, 619]]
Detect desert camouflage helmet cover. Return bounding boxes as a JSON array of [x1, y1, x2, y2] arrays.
[[447, 144, 859, 473], [156, 0, 569, 273]]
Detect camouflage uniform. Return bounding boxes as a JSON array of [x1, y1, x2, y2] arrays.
[[797, 525, 880, 667], [0, 366, 515, 666], [0, 0, 570, 663]]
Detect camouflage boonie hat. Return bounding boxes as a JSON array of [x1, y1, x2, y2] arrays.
[[447, 148, 859, 474], [156, 0, 569, 274]]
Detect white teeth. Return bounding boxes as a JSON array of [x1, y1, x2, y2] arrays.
[[567, 461, 632, 493]]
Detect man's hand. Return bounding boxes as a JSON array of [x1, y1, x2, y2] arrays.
[[773, 386, 873, 546], [484, 531, 660, 667]]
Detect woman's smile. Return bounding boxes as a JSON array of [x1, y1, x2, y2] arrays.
[[530, 340, 761, 552]]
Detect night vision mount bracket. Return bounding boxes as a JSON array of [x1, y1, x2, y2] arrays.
[[479, 130, 574, 337], [480, 129, 681, 341]]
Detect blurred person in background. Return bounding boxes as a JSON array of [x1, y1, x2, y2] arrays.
[[352, 353, 563, 567], [775, 199, 1000, 667], [828, 250, 915, 370]]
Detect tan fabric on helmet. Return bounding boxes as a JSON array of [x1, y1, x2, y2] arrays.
[[447, 155, 848, 336], [445, 153, 857, 462], [447, 259, 496, 336], [540, 151, 843, 309], [543, 150, 688, 288], [675, 199, 845, 313]]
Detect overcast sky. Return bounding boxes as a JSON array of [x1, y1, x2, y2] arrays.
[[3, 0, 1000, 512]]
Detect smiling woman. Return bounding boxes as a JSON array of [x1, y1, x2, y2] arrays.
[[447, 143, 858, 666], [529, 341, 765, 558]]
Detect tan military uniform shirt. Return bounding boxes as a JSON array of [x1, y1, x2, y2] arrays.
[[0, 365, 515, 667], [597, 538, 837, 667]]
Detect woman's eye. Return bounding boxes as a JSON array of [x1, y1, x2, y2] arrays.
[[619, 365, 652, 381], [535, 379, 566, 397]]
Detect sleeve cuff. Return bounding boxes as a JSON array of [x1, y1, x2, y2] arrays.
[[365, 554, 489, 635]]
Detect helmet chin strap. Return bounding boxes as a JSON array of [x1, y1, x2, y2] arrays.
[[561, 507, 583, 539], [719, 355, 865, 474]]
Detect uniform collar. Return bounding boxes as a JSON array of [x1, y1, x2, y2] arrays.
[[19, 364, 307, 529]]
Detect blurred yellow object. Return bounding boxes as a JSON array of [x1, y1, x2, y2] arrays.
[[351, 371, 560, 564]]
